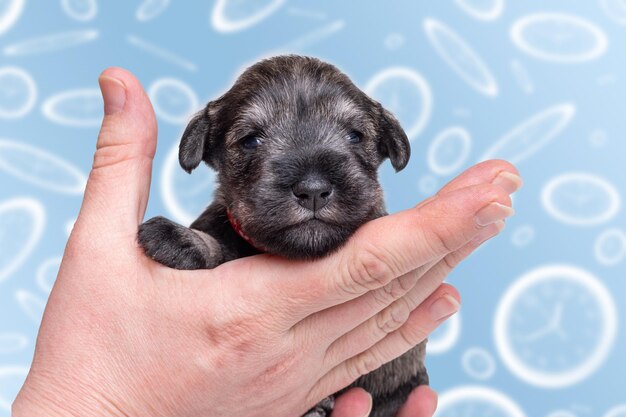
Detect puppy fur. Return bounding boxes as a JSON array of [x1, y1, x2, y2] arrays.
[[138, 55, 427, 417]]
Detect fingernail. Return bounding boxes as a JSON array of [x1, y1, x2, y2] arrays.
[[99, 75, 126, 115], [472, 219, 505, 245], [492, 171, 523, 195], [429, 294, 460, 321], [474, 202, 515, 227], [361, 391, 373, 417]]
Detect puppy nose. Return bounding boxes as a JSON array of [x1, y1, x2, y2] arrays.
[[292, 177, 333, 211]]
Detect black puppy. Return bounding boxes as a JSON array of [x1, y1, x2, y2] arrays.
[[138, 55, 427, 417]]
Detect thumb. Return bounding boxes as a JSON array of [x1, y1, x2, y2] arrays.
[[330, 388, 372, 417], [76, 67, 157, 242], [396, 386, 438, 417]]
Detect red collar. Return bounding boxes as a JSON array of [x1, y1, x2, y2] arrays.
[[226, 208, 265, 252]]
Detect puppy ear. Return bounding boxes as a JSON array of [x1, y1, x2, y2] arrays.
[[179, 108, 210, 174], [378, 108, 411, 171]]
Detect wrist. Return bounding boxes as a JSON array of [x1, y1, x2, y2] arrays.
[[13, 375, 124, 417]]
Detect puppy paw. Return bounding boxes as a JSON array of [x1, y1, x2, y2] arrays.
[[302, 396, 334, 417], [138, 216, 222, 270]]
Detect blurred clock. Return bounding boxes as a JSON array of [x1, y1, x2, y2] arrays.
[[434, 385, 526, 417], [494, 264, 617, 388]]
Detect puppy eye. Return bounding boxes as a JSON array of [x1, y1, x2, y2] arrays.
[[347, 131, 363, 144], [241, 135, 262, 151]]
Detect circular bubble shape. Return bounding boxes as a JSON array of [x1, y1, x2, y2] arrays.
[[454, 0, 504, 21], [427, 312, 461, 355], [423, 18, 498, 97], [435, 385, 526, 417], [3, 29, 99, 56], [0, 139, 87, 194], [42, 88, 102, 127], [36, 256, 62, 293], [0, 66, 36, 118], [479, 103, 575, 165], [541, 172, 620, 226], [0, 333, 28, 353], [494, 264, 617, 388], [161, 139, 217, 225], [148, 78, 199, 125], [211, 0, 286, 33], [0, 198, 45, 283], [15, 290, 46, 323], [547, 411, 578, 417], [61, 0, 97, 21], [594, 228, 626, 266], [0, 0, 24, 36], [0, 366, 28, 410], [600, 0, 626, 25], [605, 404, 626, 417], [510, 224, 535, 247], [462, 347, 496, 380], [136, 0, 170, 21], [427, 126, 472, 176], [510, 13, 608, 63], [364, 67, 433, 140]]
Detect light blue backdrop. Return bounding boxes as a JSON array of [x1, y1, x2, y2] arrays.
[[1, 1, 625, 416]]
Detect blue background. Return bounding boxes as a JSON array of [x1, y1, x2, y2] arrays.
[[1, 0, 625, 416]]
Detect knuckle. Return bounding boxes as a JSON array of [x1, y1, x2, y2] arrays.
[[442, 251, 459, 271], [375, 299, 411, 335], [399, 321, 431, 348], [206, 320, 248, 346], [345, 245, 397, 293], [205, 315, 256, 353], [370, 285, 395, 308], [425, 222, 458, 254], [395, 270, 419, 295], [370, 270, 418, 311], [477, 183, 512, 207], [91, 142, 147, 171], [372, 276, 409, 306], [348, 351, 381, 381]]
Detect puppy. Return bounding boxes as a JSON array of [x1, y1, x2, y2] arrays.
[[138, 55, 428, 417]]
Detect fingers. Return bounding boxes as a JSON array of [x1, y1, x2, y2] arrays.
[[309, 284, 461, 400], [330, 388, 372, 417], [296, 256, 441, 347], [414, 159, 522, 211], [396, 386, 438, 417], [303, 165, 516, 307], [75, 67, 157, 243], [323, 219, 502, 367], [213, 160, 518, 331], [295, 214, 500, 348], [294, 179, 511, 320], [434, 159, 522, 198], [329, 386, 437, 417], [288, 160, 518, 336]]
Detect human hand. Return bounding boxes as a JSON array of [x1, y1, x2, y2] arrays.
[[331, 385, 438, 417], [13, 68, 519, 417]]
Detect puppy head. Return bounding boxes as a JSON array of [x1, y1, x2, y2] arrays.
[[179, 55, 410, 259]]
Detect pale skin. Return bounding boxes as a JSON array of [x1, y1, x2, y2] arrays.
[[12, 68, 521, 417]]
